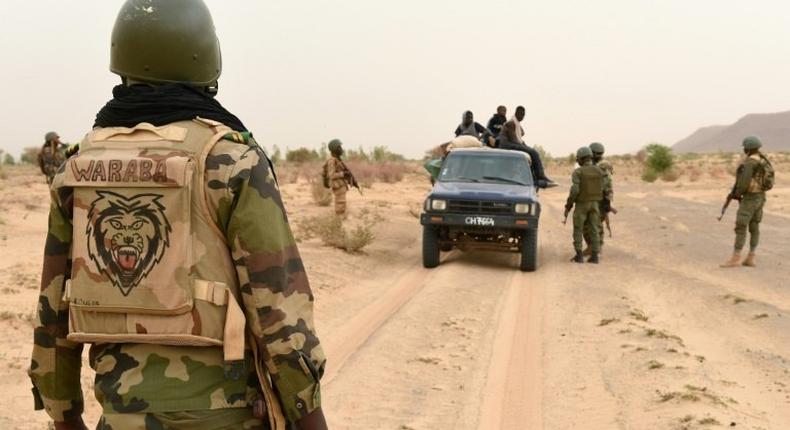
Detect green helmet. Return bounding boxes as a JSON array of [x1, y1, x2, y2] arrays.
[[742, 136, 762, 150], [589, 142, 605, 155], [328, 139, 343, 154], [576, 146, 593, 159], [110, 0, 222, 87], [44, 131, 59, 143]]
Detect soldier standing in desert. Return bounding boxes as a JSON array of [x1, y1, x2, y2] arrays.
[[37, 131, 67, 184], [720, 136, 774, 268], [565, 146, 610, 264]]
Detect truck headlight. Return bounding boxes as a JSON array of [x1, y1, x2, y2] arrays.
[[515, 203, 530, 214], [431, 199, 447, 211]]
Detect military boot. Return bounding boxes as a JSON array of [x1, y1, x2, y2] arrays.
[[719, 251, 741, 268], [588, 252, 599, 264], [742, 252, 757, 267], [570, 250, 584, 263], [582, 246, 592, 257]]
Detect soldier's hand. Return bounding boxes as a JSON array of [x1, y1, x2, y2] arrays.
[[54, 418, 88, 430], [296, 407, 328, 430], [343, 171, 352, 181]]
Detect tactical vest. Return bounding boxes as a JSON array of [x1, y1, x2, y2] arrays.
[[577, 164, 604, 202], [62, 118, 245, 363]]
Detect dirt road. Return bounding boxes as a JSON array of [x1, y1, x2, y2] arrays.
[[1, 165, 788, 429]]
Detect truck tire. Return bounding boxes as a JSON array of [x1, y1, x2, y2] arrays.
[[423, 225, 440, 268], [520, 228, 538, 272]]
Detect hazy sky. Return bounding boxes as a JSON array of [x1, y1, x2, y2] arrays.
[[1, 0, 789, 159]]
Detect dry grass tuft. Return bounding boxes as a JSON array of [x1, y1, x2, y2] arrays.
[[310, 179, 333, 207]]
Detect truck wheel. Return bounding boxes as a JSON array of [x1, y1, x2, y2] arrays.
[[520, 228, 538, 272], [423, 225, 441, 268]]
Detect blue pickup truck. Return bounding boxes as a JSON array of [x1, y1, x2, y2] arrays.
[[420, 148, 541, 271]]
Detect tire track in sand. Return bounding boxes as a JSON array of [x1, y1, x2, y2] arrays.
[[321, 263, 436, 385]]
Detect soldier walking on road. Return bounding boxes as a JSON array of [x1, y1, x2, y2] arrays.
[[565, 147, 609, 264], [37, 131, 67, 184], [324, 139, 356, 217], [28, 1, 327, 430], [720, 136, 774, 268], [583, 142, 614, 254]]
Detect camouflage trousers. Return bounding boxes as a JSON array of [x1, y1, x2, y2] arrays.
[[734, 193, 766, 252], [332, 186, 347, 216], [96, 408, 267, 430], [582, 214, 605, 249], [573, 201, 601, 253]]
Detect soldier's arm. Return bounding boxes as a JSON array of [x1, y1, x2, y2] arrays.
[[734, 160, 754, 197], [566, 169, 581, 209], [208, 141, 325, 423], [603, 173, 613, 201], [28, 182, 85, 424]]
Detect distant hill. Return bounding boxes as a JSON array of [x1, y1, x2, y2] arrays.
[[674, 111, 790, 153]]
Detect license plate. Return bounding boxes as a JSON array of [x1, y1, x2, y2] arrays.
[[465, 216, 495, 226]]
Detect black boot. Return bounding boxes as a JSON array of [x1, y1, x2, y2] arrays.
[[570, 250, 584, 263], [588, 252, 599, 264]]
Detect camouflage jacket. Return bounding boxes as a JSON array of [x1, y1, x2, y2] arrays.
[[324, 157, 347, 190], [566, 162, 612, 207], [38, 143, 68, 182], [29, 131, 324, 423]]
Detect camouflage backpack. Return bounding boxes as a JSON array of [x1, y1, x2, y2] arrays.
[[758, 155, 775, 191], [61, 118, 246, 364]]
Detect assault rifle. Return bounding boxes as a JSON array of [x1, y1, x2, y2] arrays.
[[604, 207, 618, 238], [717, 185, 739, 221], [339, 160, 363, 195]]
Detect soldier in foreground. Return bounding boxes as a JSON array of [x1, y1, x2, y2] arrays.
[[583, 142, 614, 254], [720, 136, 774, 268], [37, 131, 67, 184], [323, 139, 359, 217], [564, 147, 608, 264], [28, 1, 327, 429]]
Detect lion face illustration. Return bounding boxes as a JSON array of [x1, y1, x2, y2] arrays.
[[87, 191, 172, 296]]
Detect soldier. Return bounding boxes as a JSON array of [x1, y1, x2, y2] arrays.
[[564, 146, 609, 264], [720, 136, 774, 268], [37, 131, 67, 184], [28, 1, 327, 430], [324, 139, 356, 217], [583, 142, 614, 254]]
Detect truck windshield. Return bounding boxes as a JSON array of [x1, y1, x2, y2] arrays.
[[438, 153, 533, 186]]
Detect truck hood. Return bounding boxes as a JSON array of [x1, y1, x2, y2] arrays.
[[430, 181, 538, 203]]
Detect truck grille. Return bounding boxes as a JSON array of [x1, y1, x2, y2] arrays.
[[447, 200, 513, 214]]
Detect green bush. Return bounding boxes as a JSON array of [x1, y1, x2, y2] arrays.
[[644, 143, 674, 173], [641, 168, 659, 183], [285, 147, 320, 163], [3, 153, 15, 165]]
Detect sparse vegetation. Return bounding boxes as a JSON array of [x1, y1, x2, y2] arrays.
[[640, 143, 675, 183], [647, 360, 665, 370], [599, 317, 619, 327], [629, 309, 649, 322], [644, 328, 684, 346], [310, 179, 333, 207], [752, 313, 769, 320], [298, 212, 377, 253]]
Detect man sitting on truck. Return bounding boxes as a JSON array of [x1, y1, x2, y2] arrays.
[[455, 111, 492, 145], [496, 106, 555, 187]]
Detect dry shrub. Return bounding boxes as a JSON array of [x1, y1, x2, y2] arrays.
[[661, 168, 681, 182], [344, 161, 408, 186], [641, 168, 659, 183], [298, 214, 376, 253], [686, 166, 702, 182], [310, 179, 332, 206]]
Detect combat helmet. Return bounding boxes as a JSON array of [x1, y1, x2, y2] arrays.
[[589, 142, 605, 155], [328, 139, 344, 156], [742, 136, 762, 151], [110, 0, 222, 89], [44, 131, 59, 143], [576, 146, 593, 160]]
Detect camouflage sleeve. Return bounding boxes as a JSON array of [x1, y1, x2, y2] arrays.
[[206, 140, 325, 422], [566, 168, 581, 209], [734, 159, 755, 196], [603, 172, 613, 201], [28, 179, 85, 422]]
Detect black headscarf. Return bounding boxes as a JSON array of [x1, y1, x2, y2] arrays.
[[94, 84, 247, 132]]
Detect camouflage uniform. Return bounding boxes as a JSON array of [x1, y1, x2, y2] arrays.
[[566, 160, 608, 255], [583, 159, 613, 249], [325, 157, 348, 216], [732, 154, 767, 252], [38, 141, 68, 184], [29, 126, 324, 428]]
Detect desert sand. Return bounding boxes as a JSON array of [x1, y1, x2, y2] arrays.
[[1, 159, 788, 430]]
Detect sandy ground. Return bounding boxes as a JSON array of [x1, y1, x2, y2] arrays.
[[1, 162, 788, 430]]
